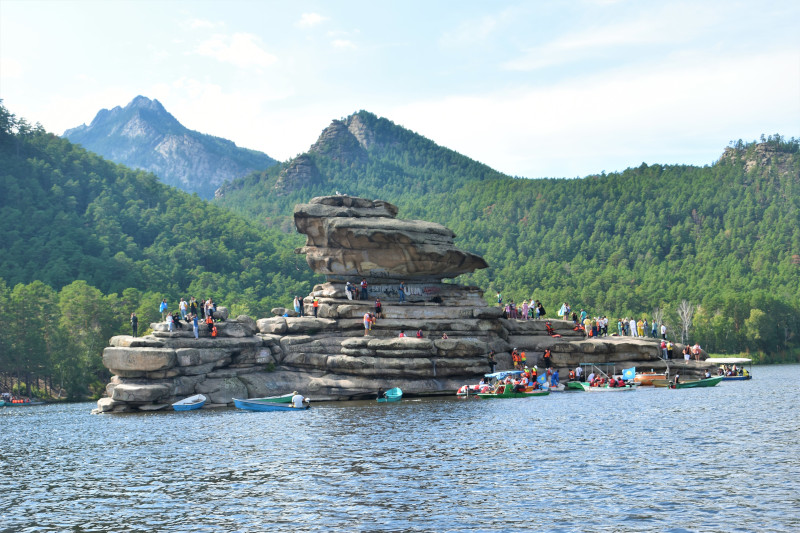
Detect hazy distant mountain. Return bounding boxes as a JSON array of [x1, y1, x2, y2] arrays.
[[63, 96, 278, 198]]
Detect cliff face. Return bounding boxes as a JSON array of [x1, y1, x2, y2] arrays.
[[63, 96, 278, 199]]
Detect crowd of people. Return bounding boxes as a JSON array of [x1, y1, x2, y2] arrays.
[[130, 296, 222, 339]]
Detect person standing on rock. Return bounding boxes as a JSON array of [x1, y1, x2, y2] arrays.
[[488, 351, 497, 373], [192, 313, 199, 339], [190, 297, 198, 317], [559, 302, 568, 321], [166, 312, 174, 332], [661, 324, 667, 340], [312, 296, 319, 318], [398, 282, 406, 303], [360, 278, 369, 300], [130, 312, 138, 337], [294, 296, 301, 315], [345, 282, 354, 301], [363, 312, 371, 336], [160, 299, 168, 321], [179, 298, 188, 320], [375, 298, 383, 319]]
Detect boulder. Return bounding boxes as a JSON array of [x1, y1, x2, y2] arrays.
[[213, 307, 229, 321], [195, 377, 248, 405]]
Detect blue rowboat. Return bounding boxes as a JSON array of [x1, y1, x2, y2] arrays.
[[233, 398, 309, 411], [377, 387, 403, 402], [172, 394, 206, 411]]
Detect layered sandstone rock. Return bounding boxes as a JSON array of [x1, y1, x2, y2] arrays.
[[94, 196, 714, 413], [294, 195, 488, 282]]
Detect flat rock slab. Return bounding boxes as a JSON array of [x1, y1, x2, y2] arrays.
[[103, 347, 176, 372], [111, 383, 171, 403]]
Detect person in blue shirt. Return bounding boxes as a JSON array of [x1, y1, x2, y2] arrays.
[[551, 370, 560, 386], [192, 314, 199, 339], [398, 282, 406, 303], [159, 299, 168, 320]]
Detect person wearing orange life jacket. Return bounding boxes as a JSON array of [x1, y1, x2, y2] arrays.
[[569, 370, 576, 381], [511, 349, 520, 369], [312, 296, 320, 318], [520, 351, 527, 367], [543, 349, 552, 368], [211, 324, 218, 338]]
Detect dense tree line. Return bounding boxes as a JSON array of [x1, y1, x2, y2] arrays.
[[217, 112, 800, 361]]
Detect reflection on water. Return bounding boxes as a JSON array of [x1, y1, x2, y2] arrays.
[[1, 365, 799, 532]]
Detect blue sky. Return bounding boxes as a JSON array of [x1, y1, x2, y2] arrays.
[[1, 0, 798, 179]]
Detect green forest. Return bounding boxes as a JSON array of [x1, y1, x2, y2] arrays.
[[1, 103, 798, 399], [217, 111, 800, 362], [0, 102, 318, 398]]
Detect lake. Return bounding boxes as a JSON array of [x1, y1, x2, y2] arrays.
[[1, 364, 798, 532]]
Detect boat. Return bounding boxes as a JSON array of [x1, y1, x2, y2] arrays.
[[577, 382, 637, 392], [671, 376, 723, 389], [233, 397, 309, 411], [652, 379, 670, 388], [247, 393, 293, 403], [710, 357, 753, 381], [477, 382, 549, 399], [172, 394, 206, 411], [634, 372, 668, 386], [566, 381, 589, 390], [4, 398, 46, 406], [377, 387, 403, 402]]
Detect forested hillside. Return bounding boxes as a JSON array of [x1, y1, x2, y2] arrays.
[[63, 96, 278, 198], [216, 111, 800, 359], [0, 102, 316, 398]]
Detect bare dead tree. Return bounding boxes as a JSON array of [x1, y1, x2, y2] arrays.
[[677, 300, 695, 345], [652, 307, 665, 331]]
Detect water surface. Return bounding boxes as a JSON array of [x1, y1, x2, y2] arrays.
[[1, 364, 798, 532]]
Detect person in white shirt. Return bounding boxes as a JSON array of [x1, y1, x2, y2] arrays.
[[575, 366, 583, 380], [587, 372, 595, 384], [291, 391, 305, 408], [661, 324, 667, 339]]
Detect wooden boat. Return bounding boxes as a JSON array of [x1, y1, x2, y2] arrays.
[[634, 372, 668, 386], [671, 376, 723, 389], [652, 379, 670, 388], [377, 387, 403, 402], [233, 397, 309, 411], [172, 394, 206, 411], [477, 383, 549, 399]]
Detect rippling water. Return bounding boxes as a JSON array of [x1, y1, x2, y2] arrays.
[[1, 364, 799, 532]]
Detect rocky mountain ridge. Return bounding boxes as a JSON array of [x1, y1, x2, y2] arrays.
[[63, 96, 277, 199]]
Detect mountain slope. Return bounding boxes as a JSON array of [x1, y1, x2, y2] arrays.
[[215, 111, 800, 355], [1, 102, 315, 314], [63, 96, 278, 199]]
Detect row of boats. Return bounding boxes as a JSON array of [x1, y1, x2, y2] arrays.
[[172, 386, 406, 412]]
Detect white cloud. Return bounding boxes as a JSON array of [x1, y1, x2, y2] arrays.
[[331, 39, 357, 50], [296, 12, 327, 28], [195, 33, 277, 68], [440, 15, 499, 46], [503, 4, 717, 71], [385, 50, 800, 178]]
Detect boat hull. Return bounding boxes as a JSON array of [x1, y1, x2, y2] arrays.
[[566, 381, 589, 390], [721, 376, 751, 381], [172, 394, 207, 411], [634, 373, 668, 386], [673, 376, 723, 389], [233, 398, 309, 411], [477, 384, 549, 399]]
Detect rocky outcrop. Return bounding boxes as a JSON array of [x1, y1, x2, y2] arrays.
[[94, 196, 715, 413], [294, 195, 488, 282]]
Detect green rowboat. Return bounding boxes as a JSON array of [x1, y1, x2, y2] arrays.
[[672, 376, 723, 389], [477, 383, 549, 399]]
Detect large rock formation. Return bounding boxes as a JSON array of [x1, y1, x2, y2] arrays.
[[294, 195, 488, 282], [94, 196, 714, 413]]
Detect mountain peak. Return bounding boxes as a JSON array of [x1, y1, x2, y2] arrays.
[[62, 96, 277, 198]]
